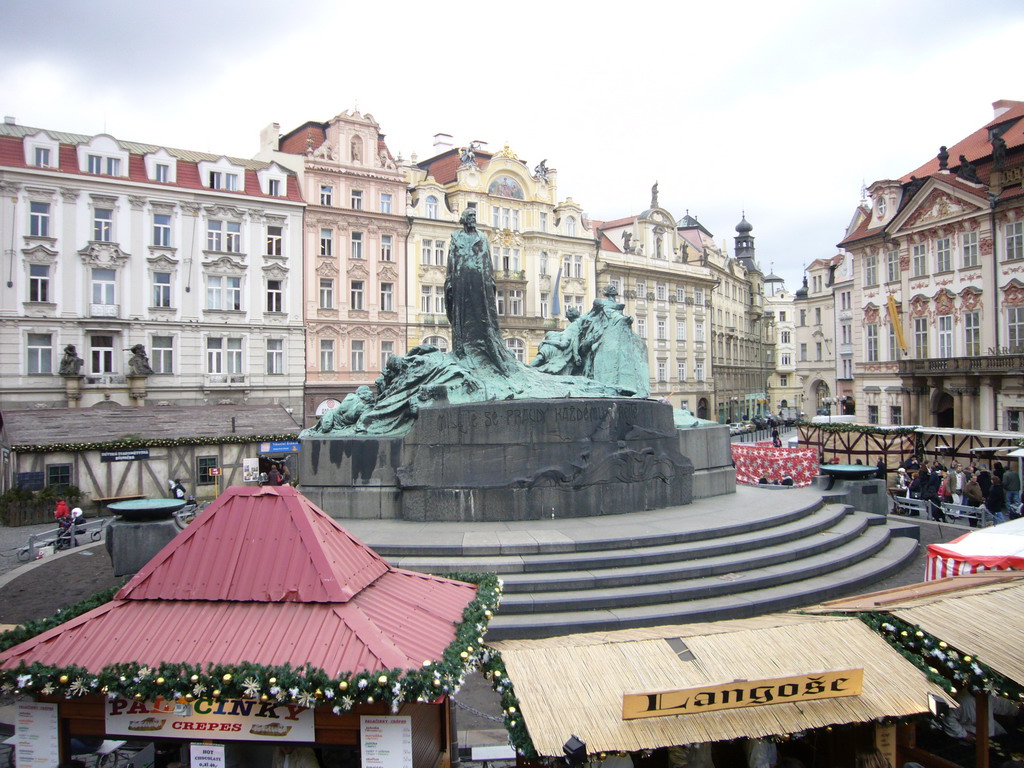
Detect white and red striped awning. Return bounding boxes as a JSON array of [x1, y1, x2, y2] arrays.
[[926, 518, 1024, 580]]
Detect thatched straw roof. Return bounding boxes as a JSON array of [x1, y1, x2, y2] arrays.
[[490, 615, 950, 756], [811, 573, 1024, 688]]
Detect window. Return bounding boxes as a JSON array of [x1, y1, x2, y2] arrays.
[[350, 190, 363, 210], [380, 193, 393, 214], [540, 213, 548, 232], [420, 286, 432, 314], [1010, 307, 1024, 351], [29, 264, 49, 302], [565, 216, 576, 237], [88, 155, 102, 174], [207, 220, 241, 252], [886, 250, 899, 282], [508, 289, 523, 316], [151, 336, 173, 373], [319, 279, 334, 309], [209, 275, 241, 311], [888, 325, 901, 361], [267, 179, 281, 197], [779, 374, 788, 387], [914, 317, 928, 358], [496, 290, 505, 315], [868, 405, 879, 425], [266, 225, 282, 256], [637, 316, 647, 338], [207, 338, 223, 372], [964, 310, 980, 356], [209, 171, 238, 191], [1008, 222, 1024, 261], [815, 342, 822, 361], [29, 201, 50, 237], [91, 268, 116, 307], [676, 320, 686, 341], [938, 314, 953, 357], [27, 333, 52, 374], [841, 291, 851, 310], [351, 340, 365, 371], [891, 406, 903, 426], [695, 360, 705, 381], [780, 331, 791, 344], [781, 354, 791, 366], [152, 272, 171, 308], [657, 360, 667, 382], [799, 343, 808, 362], [573, 255, 582, 278], [152, 214, 171, 247], [425, 196, 438, 219], [694, 288, 704, 305], [695, 321, 704, 342], [350, 280, 364, 310], [226, 338, 242, 374], [540, 292, 549, 318], [320, 185, 333, 206], [421, 239, 434, 266], [381, 341, 394, 370], [351, 232, 363, 259], [677, 360, 686, 381], [779, 311, 786, 322], [93, 208, 113, 242], [866, 324, 878, 362], [90, 334, 114, 373], [155, 164, 169, 183], [962, 231, 979, 268], [197, 456, 218, 485], [34, 147, 51, 167], [936, 237, 951, 272], [636, 280, 646, 298], [505, 338, 525, 362], [864, 254, 877, 286], [266, 279, 283, 313], [424, 335, 448, 352], [912, 244, 927, 277], [380, 282, 394, 312], [320, 339, 335, 371], [47, 464, 72, 488], [381, 235, 393, 261], [799, 309, 806, 326], [267, 338, 283, 374], [655, 318, 667, 341], [539, 252, 548, 276], [104, 157, 120, 176], [320, 228, 333, 257]]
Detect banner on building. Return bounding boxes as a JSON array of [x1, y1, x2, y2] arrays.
[[106, 698, 314, 743]]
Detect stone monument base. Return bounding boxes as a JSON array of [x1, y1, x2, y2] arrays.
[[299, 399, 735, 522], [105, 518, 179, 576]]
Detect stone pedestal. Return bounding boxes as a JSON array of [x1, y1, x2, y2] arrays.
[[62, 375, 84, 407], [127, 375, 148, 406], [300, 398, 703, 521], [105, 518, 179, 576]]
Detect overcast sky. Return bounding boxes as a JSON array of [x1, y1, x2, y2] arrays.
[[4, 0, 1022, 291]]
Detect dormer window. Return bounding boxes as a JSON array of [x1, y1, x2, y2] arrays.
[[268, 179, 281, 196], [24, 132, 60, 169], [210, 171, 239, 191], [87, 155, 120, 176], [256, 163, 288, 197], [155, 164, 169, 183], [144, 149, 177, 183], [77, 135, 128, 177], [34, 147, 51, 168], [199, 158, 245, 193]]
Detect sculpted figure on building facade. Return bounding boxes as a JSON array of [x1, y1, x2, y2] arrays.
[[957, 155, 980, 183], [534, 159, 550, 182], [58, 345, 84, 377], [621, 231, 633, 253], [459, 143, 478, 167], [127, 344, 154, 377]]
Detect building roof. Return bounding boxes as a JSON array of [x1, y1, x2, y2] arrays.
[[0, 124, 303, 202], [0, 404, 300, 448], [490, 614, 950, 756], [0, 485, 478, 675], [417, 147, 494, 185], [807, 573, 1024, 689]]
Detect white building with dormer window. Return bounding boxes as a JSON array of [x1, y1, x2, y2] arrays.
[[0, 119, 306, 416]]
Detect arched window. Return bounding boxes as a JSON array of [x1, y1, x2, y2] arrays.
[[565, 216, 576, 237], [505, 337, 525, 362], [426, 196, 439, 219], [423, 335, 448, 352]]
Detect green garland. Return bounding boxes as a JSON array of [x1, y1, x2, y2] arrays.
[[856, 612, 1024, 700], [0, 575, 502, 716], [13, 433, 300, 455]]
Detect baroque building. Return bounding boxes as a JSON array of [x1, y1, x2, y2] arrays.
[[593, 187, 718, 416], [792, 257, 840, 418], [0, 119, 306, 414], [257, 111, 409, 425], [839, 99, 1024, 430], [404, 140, 590, 364]]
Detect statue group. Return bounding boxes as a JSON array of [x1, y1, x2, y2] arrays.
[[305, 209, 655, 437]]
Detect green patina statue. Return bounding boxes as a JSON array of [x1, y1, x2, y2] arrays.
[[303, 208, 659, 437]]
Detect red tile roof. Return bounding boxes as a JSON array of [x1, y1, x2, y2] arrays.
[[279, 122, 327, 156], [598, 232, 620, 252], [598, 215, 638, 229], [0, 486, 477, 675], [418, 148, 493, 185]]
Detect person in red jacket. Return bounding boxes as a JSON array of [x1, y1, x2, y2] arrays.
[[54, 499, 70, 522]]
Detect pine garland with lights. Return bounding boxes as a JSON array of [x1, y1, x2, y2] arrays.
[[855, 612, 1024, 701], [477, 646, 536, 759], [13, 433, 300, 455], [0, 575, 502, 714]]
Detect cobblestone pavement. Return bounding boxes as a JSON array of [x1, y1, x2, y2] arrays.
[[0, 521, 61, 577]]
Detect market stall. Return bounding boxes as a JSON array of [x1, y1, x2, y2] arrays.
[[926, 518, 1024, 580], [484, 613, 951, 768], [0, 485, 499, 767]]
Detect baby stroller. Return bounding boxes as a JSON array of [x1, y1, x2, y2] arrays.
[[55, 508, 89, 550]]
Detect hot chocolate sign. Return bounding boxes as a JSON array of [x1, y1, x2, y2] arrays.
[[105, 697, 315, 742]]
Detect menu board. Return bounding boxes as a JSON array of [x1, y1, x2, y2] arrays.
[[191, 742, 226, 768], [15, 702, 59, 767], [360, 716, 412, 768]]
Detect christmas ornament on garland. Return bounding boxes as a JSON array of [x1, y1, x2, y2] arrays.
[[0, 575, 502, 714]]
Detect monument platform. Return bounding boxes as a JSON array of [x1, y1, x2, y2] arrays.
[[300, 399, 734, 521]]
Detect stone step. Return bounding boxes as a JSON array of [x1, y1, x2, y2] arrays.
[[486, 535, 919, 640], [383, 502, 848, 573], [496, 523, 893, 614], [395, 506, 865, 587]]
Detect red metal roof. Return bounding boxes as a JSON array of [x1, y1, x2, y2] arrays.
[[0, 486, 477, 675]]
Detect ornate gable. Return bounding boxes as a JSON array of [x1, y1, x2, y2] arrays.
[[901, 188, 983, 230]]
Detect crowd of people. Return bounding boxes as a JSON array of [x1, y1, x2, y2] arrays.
[[891, 456, 1021, 524]]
